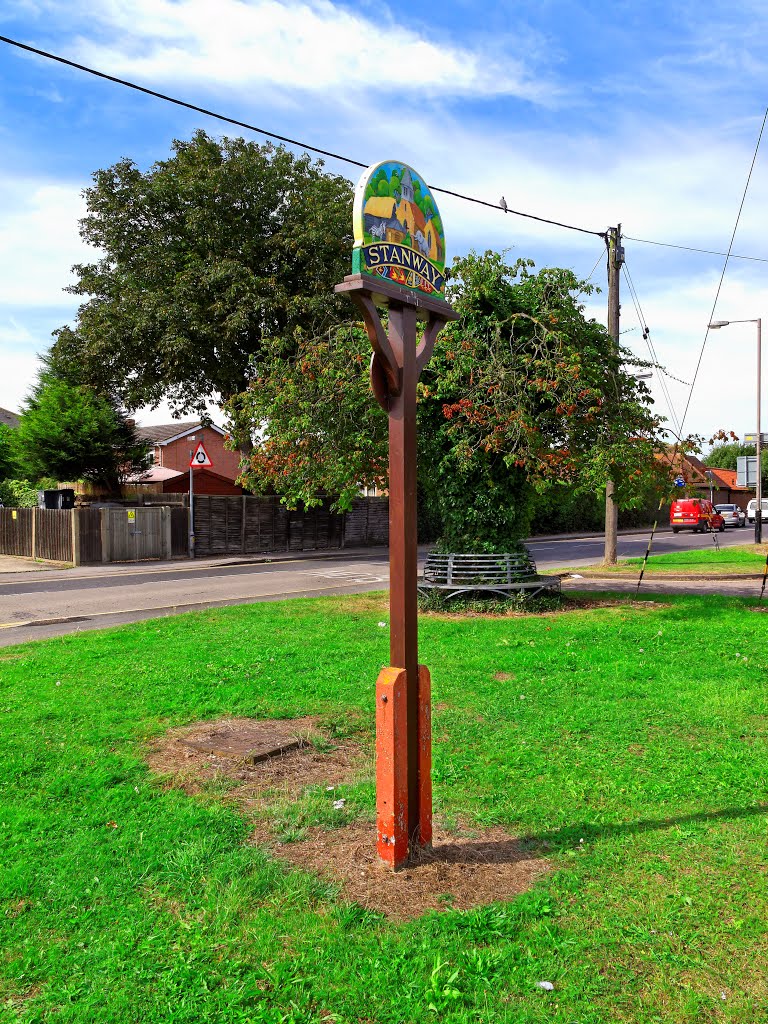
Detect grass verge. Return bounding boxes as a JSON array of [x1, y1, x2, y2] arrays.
[[570, 543, 768, 576], [2, 590, 768, 1022]]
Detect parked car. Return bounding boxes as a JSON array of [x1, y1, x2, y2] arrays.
[[746, 498, 768, 524], [670, 498, 725, 533], [714, 503, 746, 528]]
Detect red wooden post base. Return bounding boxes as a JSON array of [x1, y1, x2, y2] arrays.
[[376, 664, 432, 868]]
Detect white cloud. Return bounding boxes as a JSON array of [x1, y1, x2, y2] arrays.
[[0, 333, 41, 413], [62, 0, 559, 103], [0, 178, 89, 410], [0, 179, 88, 306]]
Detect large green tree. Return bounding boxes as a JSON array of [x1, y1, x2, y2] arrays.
[[50, 131, 354, 443], [416, 252, 664, 549], [238, 251, 665, 550], [0, 424, 16, 481], [14, 373, 149, 490], [706, 439, 754, 469]]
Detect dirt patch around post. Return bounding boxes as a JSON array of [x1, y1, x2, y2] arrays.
[[146, 717, 551, 920], [253, 821, 550, 919]]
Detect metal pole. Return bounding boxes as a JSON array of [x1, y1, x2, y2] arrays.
[[189, 453, 195, 558], [757, 318, 762, 544]]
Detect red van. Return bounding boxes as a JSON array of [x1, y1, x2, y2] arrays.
[[670, 498, 725, 534]]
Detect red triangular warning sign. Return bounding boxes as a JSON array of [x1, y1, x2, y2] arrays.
[[189, 441, 213, 468]]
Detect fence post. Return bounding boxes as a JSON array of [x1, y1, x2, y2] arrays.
[[241, 495, 247, 554], [162, 506, 172, 559], [100, 508, 109, 563], [31, 508, 38, 560], [71, 508, 81, 566]]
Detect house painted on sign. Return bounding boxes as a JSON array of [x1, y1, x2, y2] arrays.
[[363, 197, 408, 243], [362, 189, 441, 264]]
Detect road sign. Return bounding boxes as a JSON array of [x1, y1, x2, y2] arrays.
[[737, 456, 758, 487], [674, 476, 685, 487], [127, 509, 135, 521], [744, 433, 768, 444], [190, 442, 213, 468]]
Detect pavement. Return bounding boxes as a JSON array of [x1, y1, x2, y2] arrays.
[[0, 526, 664, 578], [0, 544, 391, 580]]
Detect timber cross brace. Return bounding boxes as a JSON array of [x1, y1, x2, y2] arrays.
[[335, 273, 458, 868]]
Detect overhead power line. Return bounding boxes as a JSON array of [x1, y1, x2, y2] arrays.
[[0, 33, 606, 239], [624, 234, 768, 264], [622, 261, 683, 439], [678, 105, 768, 439]]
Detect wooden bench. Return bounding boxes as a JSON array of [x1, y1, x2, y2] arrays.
[[418, 551, 560, 601]]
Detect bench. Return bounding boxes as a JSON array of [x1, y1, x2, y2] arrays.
[[418, 551, 561, 601]]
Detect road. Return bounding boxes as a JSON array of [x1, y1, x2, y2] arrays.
[[0, 526, 756, 646], [526, 524, 751, 570]]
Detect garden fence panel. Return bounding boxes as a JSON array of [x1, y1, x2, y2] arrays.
[[171, 507, 189, 557], [0, 508, 33, 557], [34, 510, 73, 562], [77, 508, 103, 564], [192, 496, 386, 557]]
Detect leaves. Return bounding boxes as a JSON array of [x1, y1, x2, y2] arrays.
[[237, 250, 666, 550], [13, 373, 149, 489], [50, 131, 354, 445], [416, 251, 666, 549], [234, 325, 386, 511]]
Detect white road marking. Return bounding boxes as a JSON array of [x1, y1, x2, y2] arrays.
[[304, 568, 387, 584]]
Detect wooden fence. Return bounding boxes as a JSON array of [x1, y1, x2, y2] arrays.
[[0, 497, 389, 564], [35, 510, 74, 562], [192, 496, 388, 557], [0, 508, 34, 557], [189, 493, 387, 557]]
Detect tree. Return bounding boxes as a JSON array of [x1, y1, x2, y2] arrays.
[[706, 440, 754, 469], [232, 325, 387, 510], [415, 252, 664, 549], [49, 131, 354, 444], [0, 424, 16, 481], [237, 251, 665, 550], [14, 373, 149, 490]]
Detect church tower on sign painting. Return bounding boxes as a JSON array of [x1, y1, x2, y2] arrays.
[[399, 167, 415, 203]]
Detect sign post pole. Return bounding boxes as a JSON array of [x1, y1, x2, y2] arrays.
[[336, 161, 458, 868], [188, 452, 195, 559], [188, 441, 213, 559]]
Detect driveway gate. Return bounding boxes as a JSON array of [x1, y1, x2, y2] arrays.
[[102, 507, 171, 561]]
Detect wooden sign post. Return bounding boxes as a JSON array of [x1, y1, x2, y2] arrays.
[[335, 161, 457, 868]]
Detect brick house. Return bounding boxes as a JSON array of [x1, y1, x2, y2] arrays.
[[658, 448, 752, 509], [131, 420, 245, 494]]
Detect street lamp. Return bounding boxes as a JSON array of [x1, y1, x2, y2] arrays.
[[709, 318, 763, 543]]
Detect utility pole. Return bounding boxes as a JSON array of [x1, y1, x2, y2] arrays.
[[604, 225, 624, 565]]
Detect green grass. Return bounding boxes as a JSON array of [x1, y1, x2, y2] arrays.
[[584, 543, 768, 576], [2, 591, 768, 1022]]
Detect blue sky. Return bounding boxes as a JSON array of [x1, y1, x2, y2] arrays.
[[1, 0, 767, 443]]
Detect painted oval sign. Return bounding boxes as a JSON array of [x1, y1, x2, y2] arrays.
[[352, 160, 446, 298]]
